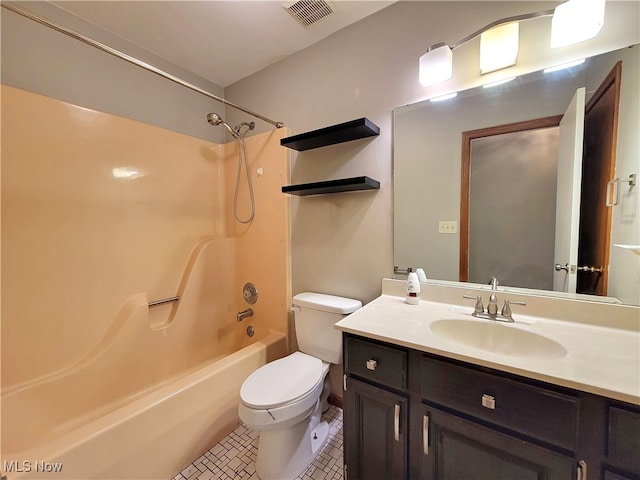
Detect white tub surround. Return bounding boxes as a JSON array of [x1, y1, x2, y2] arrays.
[[335, 279, 640, 405]]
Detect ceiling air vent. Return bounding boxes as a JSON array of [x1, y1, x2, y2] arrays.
[[283, 0, 336, 28]]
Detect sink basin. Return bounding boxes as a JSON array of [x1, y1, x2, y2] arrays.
[[430, 319, 567, 359]]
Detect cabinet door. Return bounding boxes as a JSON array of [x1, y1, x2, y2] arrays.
[[608, 406, 640, 475], [420, 405, 576, 480], [344, 376, 407, 480], [604, 471, 639, 480]]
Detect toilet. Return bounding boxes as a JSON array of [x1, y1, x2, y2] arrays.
[[239, 292, 362, 480]]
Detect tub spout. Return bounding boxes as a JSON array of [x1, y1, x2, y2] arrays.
[[237, 308, 254, 322]]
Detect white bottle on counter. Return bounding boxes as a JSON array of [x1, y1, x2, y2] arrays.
[[405, 272, 421, 305]]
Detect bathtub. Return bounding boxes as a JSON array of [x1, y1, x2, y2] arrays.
[[2, 238, 290, 479], [1, 330, 287, 479]]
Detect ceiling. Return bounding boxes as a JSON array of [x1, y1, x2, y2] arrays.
[[49, 1, 395, 87]]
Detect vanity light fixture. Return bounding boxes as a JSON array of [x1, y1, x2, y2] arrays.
[[550, 0, 605, 48], [419, 0, 604, 87], [430, 92, 458, 102], [419, 43, 453, 87], [544, 58, 586, 73], [480, 23, 519, 74]]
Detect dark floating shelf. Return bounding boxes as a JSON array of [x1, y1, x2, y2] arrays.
[[282, 176, 380, 196], [280, 118, 380, 151]]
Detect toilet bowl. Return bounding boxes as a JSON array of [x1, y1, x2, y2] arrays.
[[239, 352, 328, 430], [239, 352, 330, 480], [239, 292, 361, 480]]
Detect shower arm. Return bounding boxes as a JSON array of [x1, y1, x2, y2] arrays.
[[2, 1, 285, 129]]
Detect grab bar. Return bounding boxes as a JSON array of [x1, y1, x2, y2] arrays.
[[148, 296, 179, 308]]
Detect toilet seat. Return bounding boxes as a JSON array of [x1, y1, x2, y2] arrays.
[[240, 352, 323, 409]]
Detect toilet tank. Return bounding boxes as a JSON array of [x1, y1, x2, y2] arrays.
[[292, 292, 362, 364]]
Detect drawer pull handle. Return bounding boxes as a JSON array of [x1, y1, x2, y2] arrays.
[[423, 414, 430, 456], [577, 460, 587, 480], [366, 359, 378, 371], [394, 404, 400, 442], [481, 394, 496, 410]]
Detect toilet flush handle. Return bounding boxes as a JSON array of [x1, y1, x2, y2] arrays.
[[290, 306, 301, 313]]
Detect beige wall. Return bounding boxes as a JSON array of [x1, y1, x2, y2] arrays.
[[1, 3, 226, 143], [1, 85, 290, 389], [225, 1, 640, 305]]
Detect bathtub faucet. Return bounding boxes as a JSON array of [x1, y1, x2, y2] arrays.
[[237, 308, 254, 322]]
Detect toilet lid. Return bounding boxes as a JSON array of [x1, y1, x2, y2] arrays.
[[241, 352, 323, 409]]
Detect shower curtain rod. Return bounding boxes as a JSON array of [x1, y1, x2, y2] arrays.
[[2, 2, 285, 129]]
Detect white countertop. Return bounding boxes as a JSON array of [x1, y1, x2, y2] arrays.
[[335, 294, 640, 405]]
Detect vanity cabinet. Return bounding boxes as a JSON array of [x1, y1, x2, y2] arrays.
[[343, 335, 408, 480], [420, 356, 579, 479], [420, 405, 575, 479], [604, 406, 640, 479], [343, 377, 408, 480], [342, 333, 640, 480]]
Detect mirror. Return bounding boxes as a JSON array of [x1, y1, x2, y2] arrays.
[[393, 45, 639, 306]]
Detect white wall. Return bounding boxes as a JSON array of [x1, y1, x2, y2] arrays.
[[1, 2, 227, 143], [226, 1, 640, 305]]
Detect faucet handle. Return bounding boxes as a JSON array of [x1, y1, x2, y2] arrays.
[[463, 295, 484, 314], [501, 299, 526, 320]]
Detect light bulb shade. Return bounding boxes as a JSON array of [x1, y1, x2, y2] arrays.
[[551, 0, 605, 48], [480, 22, 519, 74], [419, 44, 453, 87]]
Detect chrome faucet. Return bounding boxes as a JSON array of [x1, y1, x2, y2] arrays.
[[463, 294, 526, 323], [488, 277, 499, 290], [237, 308, 254, 322]]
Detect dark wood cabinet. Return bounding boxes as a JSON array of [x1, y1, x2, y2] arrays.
[[420, 355, 579, 451], [605, 406, 640, 480], [604, 472, 639, 480], [342, 332, 640, 480], [420, 405, 576, 480], [343, 334, 408, 480], [343, 376, 408, 480]]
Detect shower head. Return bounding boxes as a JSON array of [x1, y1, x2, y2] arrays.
[[206, 112, 237, 137], [234, 121, 255, 137], [206, 112, 224, 126]]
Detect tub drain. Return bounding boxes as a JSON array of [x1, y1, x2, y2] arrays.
[[246, 325, 255, 337]]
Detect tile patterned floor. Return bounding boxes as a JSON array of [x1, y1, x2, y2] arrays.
[[173, 406, 343, 480]]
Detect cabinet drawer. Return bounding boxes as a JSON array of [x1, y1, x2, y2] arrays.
[[608, 406, 640, 473], [421, 355, 579, 451], [345, 335, 407, 391]]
